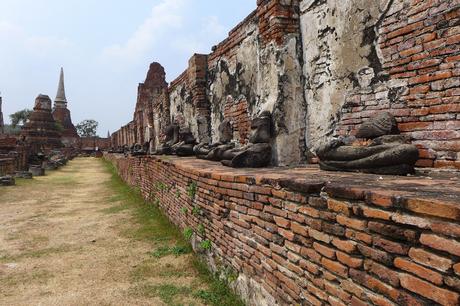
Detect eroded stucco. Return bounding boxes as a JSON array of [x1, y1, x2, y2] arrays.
[[300, 0, 391, 150]]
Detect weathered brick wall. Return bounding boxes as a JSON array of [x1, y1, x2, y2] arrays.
[[80, 137, 111, 151], [106, 153, 460, 306], [0, 158, 15, 175], [112, 0, 307, 166], [169, 54, 209, 143], [334, 0, 460, 169], [223, 97, 251, 145]]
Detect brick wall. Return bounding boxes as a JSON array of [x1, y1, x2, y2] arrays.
[[223, 97, 251, 145], [106, 153, 460, 306], [336, 0, 460, 169], [0, 158, 15, 176], [257, 0, 300, 46]]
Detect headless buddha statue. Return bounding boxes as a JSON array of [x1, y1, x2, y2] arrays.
[[131, 143, 147, 156], [172, 127, 197, 156], [220, 111, 272, 168], [317, 112, 419, 175], [194, 118, 235, 161], [154, 124, 179, 155]]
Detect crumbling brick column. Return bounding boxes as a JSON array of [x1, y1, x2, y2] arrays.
[[257, 0, 301, 45], [188, 54, 210, 142]]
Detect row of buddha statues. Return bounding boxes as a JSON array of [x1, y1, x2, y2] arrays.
[[126, 111, 419, 175], [144, 111, 273, 168]]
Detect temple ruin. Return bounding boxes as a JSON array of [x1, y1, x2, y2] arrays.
[[1, 0, 460, 305], [106, 1, 460, 305], [52, 68, 79, 148]]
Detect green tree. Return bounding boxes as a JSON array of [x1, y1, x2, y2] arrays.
[[76, 119, 98, 137], [10, 109, 32, 128]]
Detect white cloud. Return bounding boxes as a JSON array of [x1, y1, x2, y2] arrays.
[[102, 0, 186, 62], [202, 16, 226, 37], [0, 21, 72, 58], [171, 15, 226, 55]]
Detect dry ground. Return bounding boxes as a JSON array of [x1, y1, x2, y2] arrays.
[[0, 158, 241, 306]]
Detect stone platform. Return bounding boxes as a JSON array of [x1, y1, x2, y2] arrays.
[[106, 153, 460, 306]]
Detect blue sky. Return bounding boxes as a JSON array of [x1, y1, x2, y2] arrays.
[[0, 0, 256, 136]]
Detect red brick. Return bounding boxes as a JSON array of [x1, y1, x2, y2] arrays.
[[374, 236, 410, 255], [302, 290, 322, 306], [416, 158, 434, 167], [337, 251, 363, 268], [328, 296, 347, 306], [313, 242, 336, 259], [299, 206, 320, 218], [357, 244, 393, 266], [346, 229, 373, 245], [420, 233, 460, 256], [309, 228, 331, 243], [447, 33, 460, 45], [361, 206, 392, 220], [409, 84, 430, 94], [368, 221, 417, 242], [404, 198, 460, 221], [321, 257, 348, 277], [398, 121, 433, 131], [394, 257, 443, 285], [454, 263, 460, 276], [332, 238, 357, 253], [409, 247, 452, 272], [278, 228, 295, 241], [290, 222, 308, 237], [386, 21, 424, 39], [400, 273, 460, 306], [350, 296, 368, 306], [364, 259, 400, 287], [324, 281, 351, 303], [301, 247, 322, 264], [337, 215, 367, 231], [409, 70, 453, 85], [327, 199, 351, 216], [365, 191, 395, 208], [273, 216, 290, 228], [349, 269, 399, 302]]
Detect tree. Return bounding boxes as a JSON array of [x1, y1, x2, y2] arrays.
[[10, 109, 32, 128], [76, 119, 98, 137]]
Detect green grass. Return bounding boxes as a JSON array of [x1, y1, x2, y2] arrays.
[[101, 159, 245, 306], [150, 245, 192, 258], [132, 283, 193, 304]]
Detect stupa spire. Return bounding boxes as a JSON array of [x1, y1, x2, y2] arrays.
[[54, 67, 67, 105]]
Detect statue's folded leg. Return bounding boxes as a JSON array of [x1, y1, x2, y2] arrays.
[[320, 144, 419, 175]]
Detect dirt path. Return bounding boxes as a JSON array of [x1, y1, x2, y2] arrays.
[[0, 158, 236, 306]]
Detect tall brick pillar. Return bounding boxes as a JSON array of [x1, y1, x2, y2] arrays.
[[188, 54, 210, 142], [257, 0, 301, 46]]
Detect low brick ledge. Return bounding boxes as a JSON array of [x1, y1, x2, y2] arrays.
[[106, 153, 460, 306], [114, 154, 459, 221]]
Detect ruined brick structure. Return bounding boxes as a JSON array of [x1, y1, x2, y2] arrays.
[[80, 137, 111, 153], [21, 94, 63, 154], [106, 154, 460, 306], [107, 1, 460, 304], [52, 68, 79, 148], [112, 0, 460, 169]]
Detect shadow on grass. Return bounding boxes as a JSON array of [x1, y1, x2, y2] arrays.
[[101, 159, 245, 306]]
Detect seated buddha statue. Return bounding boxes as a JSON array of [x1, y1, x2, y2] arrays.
[[154, 124, 179, 155], [172, 127, 197, 156], [220, 111, 272, 168], [194, 119, 235, 161], [316, 112, 419, 175]]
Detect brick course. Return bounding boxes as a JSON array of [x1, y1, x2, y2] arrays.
[[106, 153, 460, 306]]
